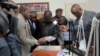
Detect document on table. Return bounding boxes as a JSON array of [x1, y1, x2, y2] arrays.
[[35, 46, 61, 51]]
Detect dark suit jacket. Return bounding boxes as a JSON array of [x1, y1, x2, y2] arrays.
[[0, 37, 11, 56], [72, 10, 96, 45], [38, 18, 60, 45], [28, 20, 39, 38]]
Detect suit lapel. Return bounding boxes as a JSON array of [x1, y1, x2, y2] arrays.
[[82, 10, 87, 22], [26, 20, 33, 37]]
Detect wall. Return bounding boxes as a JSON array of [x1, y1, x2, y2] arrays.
[[13, 0, 88, 16], [87, 0, 100, 12], [13, 0, 100, 16]]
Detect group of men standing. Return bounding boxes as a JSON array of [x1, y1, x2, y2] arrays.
[[0, 0, 100, 56]]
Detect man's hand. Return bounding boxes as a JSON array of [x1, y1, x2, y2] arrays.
[[38, 37, 47, 45], [59, 25, 68, 32]]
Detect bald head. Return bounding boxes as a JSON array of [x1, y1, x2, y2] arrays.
[[71, 4, 83, 18]]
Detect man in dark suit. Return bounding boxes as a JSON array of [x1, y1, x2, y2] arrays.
[[0, 0, 11, 56], [70, 4, 96, 46], [1, 0, 22, 56], [70, 4, 96, 55], [38, 10, 60, 45]]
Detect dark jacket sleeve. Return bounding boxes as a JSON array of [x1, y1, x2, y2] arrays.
[[0, 46, 11, 56], [0, 38, 11, 56], [5, 34, 22, 56], [10, 15, 18, 34]]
